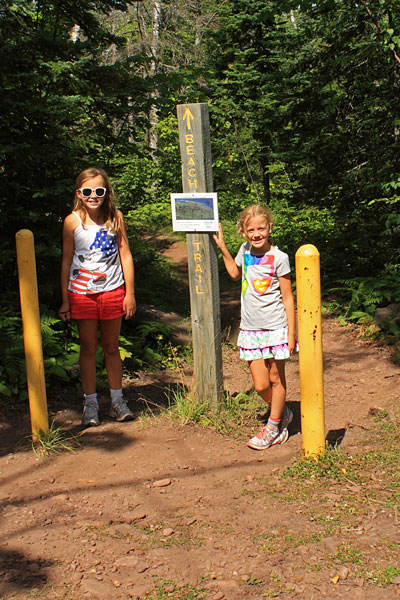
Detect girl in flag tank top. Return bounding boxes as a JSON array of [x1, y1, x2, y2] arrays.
[[213, 204, 297, 450], [58, 167, 136, 426]]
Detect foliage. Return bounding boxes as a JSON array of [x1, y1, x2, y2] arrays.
[[32, 423, 80, 458], [283, 410, 400, 511], [0, 306, 188, 398], [166, 387, 265, 439], [0, 0, 165, 307], [206, 0, 400, 281], [121, 320, 179, 370], [0, 308, 80, 398], [145, 581, 207, 600], [283, 445, 359, 483], [0, 311, 27, 399], [330, 268, 400, 319], [125, 225, 189, 311], [1, 0, 400, 391]]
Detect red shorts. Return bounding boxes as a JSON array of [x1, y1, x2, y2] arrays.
[[68, 285, 125, 320]]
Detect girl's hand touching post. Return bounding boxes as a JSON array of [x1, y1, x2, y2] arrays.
[[213, 223, 227, 252], [213, 223, 242, 282]]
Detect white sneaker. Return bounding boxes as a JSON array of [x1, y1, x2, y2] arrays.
[[247, 424, 289, 450], [109, 398, 134, 422], [82, 402, 100, 427]]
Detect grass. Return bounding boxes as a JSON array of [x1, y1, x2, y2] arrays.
[[254, 530, 323, 554], [144, 581, 207, 599], [373, 566, 400, 586], [329, 543, 364, 566], [231, 410, 400, 591], [165, 385, 265, 440], [16, 421, 80, 458], [129, 521, 204, 551]]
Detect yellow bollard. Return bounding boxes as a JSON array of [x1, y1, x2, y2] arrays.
[[295, 244, 325, 458], [15, 229, 48, 441]]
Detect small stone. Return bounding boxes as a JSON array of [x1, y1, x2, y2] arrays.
[[113, 556, 139, 568], [49, 477, 55, 484], [162, 528, 174, 537], [136, 560, 148, 573], [125, 584, 149, 597], [217, 580, 239, 591], [286, 583, 305, 593], [185, 518, 197, 526], [119, 511, 147, 523], [325, 492, 341, 501], [153, 479, 171, 488], [111, 524, 132, 536], [164, 584, 175, 593], [393, 576, 400, 585], [211, 592, 224, 600], [338, 566, 349, 580]]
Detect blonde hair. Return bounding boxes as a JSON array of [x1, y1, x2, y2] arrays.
[[237, 204, 274, 235], [73, 167, 123, 235]]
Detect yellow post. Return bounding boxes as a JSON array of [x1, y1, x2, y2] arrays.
[[295, 244, 325, 458], [15, 229, 48, 441]]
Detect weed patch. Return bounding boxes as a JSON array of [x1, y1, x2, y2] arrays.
[[145, 581, 207, 599], [165, 387, 265, 440], [17, 421, 80, 458]]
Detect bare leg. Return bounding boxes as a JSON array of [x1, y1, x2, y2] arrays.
[[249, 357, 287, 418], [100, 317, 123, 390], [267, 358, 287, 421], [77, 319, 99, 395], [249, 358, 272, 406], [247, 357, 288, 450]]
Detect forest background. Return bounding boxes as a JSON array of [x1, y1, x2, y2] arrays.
[[0, 0, 399, 399]]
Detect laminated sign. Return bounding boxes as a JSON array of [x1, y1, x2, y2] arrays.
[[170, 192, 219, 232]]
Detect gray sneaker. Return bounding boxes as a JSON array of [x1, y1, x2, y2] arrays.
[[82, 402, 100, 427], [109, 398, 134, 422], [281, 406, 293, 431]]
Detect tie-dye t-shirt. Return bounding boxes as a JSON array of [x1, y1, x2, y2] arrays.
[[234, 243, 291, 331], [68, 212, 124, 295]]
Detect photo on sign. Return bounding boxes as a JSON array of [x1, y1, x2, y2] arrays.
[[170, 192, 219, 232]]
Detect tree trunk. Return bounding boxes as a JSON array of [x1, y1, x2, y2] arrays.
[[147, 0, 161, 152]]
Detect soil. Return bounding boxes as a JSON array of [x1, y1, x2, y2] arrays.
[[1, 239, 400, 600]]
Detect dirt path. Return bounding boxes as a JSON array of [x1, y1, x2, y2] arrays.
[[0, 240, 399, 600]]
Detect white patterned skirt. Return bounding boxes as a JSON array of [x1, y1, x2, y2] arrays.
[[237, 326, 297, 361]]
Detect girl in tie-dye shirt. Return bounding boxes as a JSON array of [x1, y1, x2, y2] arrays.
[[214, 204, 297, 450]]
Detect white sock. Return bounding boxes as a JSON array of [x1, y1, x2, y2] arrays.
[[84, 392, 98, 407], [110, 388, 123, 405]]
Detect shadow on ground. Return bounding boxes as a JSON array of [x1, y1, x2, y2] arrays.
[[0, 548, 54, 597]]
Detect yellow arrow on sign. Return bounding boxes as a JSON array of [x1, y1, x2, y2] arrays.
[[182, 107, 194, 129]]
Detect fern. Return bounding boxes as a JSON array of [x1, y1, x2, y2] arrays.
[[329, 266, 400, 317]]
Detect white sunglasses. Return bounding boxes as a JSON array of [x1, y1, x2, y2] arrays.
[[79, 187, 107, 198]]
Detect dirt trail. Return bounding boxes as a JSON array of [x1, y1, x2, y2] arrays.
[[0, 240, 399, 600]]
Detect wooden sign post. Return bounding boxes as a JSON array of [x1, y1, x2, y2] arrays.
[[176, 103, 223, 409]]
